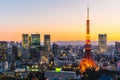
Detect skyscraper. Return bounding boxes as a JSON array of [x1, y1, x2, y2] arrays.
[[98, 34, 107, 53], [29, 36, 31, 47], [31, 33, 40, 49], [40, 35, 51, 64], [22, 34, 29, 49], [44, 35, 51, 52], [115, 41, 120, 53], [0, 41, 7, 61], [12, 45, 18, 59], [52, 43, 59, 57], [22, 34, 30, 60], [30, 34, 40, 61]]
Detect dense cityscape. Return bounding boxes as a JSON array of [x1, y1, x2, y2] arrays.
[[1, 0, 120, 80], [0, 7, 120, 80], [1, 33, 120, 80]]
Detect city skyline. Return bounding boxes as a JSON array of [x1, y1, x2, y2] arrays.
[[0, 0, 120, 42]]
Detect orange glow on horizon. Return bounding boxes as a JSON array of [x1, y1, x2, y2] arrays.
[[0, 23, 120, 42], [0, 33, 120, 42]]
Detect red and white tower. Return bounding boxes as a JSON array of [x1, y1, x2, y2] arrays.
[[79, 7, 98, 73], [84, 7, 92, 59]]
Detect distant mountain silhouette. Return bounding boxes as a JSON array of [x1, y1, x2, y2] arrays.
[[52, 41, 115, 46]]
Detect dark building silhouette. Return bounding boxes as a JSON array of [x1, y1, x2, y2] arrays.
[[52, 43, 59, 57], [115, 41, 120, 53], [44, 35, 51, 52], [12, 45, 18, 60], [30, 47, 40, 62]]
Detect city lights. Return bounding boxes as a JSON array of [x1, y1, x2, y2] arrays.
[[0, 0, 120, 80]]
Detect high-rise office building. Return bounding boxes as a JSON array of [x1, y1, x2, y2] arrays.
[[115, 41, 120, 53], [12, 45, 18, 59], [29, 36, 31, 47], [22, 34, 29, 49], [44, 35, 51, 52], [18, 46, 22, 58], [22, 34, 30, 60], [30, 34, 40, 61], [40, 35, 51, 64], [31, 34, 40, 49], [52, 43, 59, 57], [0, 41, 7, 61], [98, 34, 107, 53]]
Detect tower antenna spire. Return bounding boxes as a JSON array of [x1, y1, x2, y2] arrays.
[[87, 6, 89, 19]]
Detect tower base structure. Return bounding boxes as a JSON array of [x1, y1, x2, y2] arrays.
[[79, 58, 99, 73]]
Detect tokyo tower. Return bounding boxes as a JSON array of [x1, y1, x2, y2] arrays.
[[79, 7, 98, 73]]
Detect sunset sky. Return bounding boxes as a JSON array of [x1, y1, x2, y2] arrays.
[[0, 0, 120, 42]]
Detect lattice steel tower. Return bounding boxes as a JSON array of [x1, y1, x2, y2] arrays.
[[84, 7, 92, 59], [79, 7, 98, 73]]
